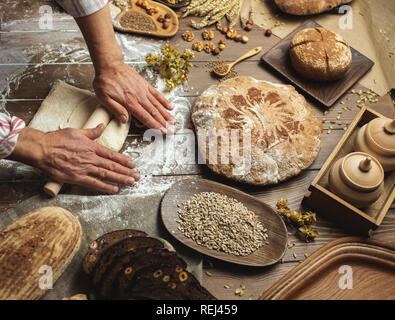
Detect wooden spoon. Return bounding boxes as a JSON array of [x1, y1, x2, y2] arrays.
[[213, 46, 263, 77]]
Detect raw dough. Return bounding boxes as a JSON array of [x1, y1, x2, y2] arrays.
[[29, 80, 131, 151]]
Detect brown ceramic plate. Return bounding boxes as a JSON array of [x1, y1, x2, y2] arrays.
[[160, 178, 288, 266], [260, 237, 395, 300], [260, 20, 374, 108]]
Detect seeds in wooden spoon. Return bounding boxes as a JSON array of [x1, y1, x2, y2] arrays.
[[211, 60, 229, 75], [209, 61, 238, 80]]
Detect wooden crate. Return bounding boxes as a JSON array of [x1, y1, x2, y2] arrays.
[[303, 106, 395, 236]]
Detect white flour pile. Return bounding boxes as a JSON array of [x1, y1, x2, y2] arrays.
[[1, 31, 197, 197]]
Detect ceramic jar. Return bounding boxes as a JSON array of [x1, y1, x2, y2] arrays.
[[354, 117, 395, 172], [328, 152, 385, 208]]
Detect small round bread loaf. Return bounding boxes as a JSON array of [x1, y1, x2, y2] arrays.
[[290, 27, 352, 81], [192, 76, 323, 186]]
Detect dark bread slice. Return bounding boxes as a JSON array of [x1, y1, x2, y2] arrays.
[[115, 250, 187, 298], [127, 265, 216, 300], [91, 236, 164, 288], [99, 248, 185, 298], [83, 229, 147, 275]]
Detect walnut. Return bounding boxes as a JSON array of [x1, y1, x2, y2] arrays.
[[182, 31, 195, 42], [192, 41, 204, 52], [202, 29, 215, 40], [203, 42, 216, 53]]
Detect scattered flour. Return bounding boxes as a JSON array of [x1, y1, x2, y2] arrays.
[[1, 31, 196, 198]]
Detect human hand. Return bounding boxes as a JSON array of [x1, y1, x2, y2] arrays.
[[93, 62, 176, 134], [9, 125, 140, 194]]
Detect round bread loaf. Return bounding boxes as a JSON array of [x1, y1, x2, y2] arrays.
[[290, 27, 352, 81], [275, 0, 353, 16], [192, 76, 322, 186]]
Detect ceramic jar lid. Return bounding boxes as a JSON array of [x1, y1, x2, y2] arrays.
[[366, 118, 395, 156], [340, 152, 384, 192]]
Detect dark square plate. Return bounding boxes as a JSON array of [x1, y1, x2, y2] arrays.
[[260, 20, 374, 107]]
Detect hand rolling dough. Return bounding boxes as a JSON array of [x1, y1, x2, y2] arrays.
[[29, 80, 131, 151]]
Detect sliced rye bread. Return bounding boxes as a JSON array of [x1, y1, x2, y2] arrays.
[[83, 229, 147, 275], [99, 248, 185, 298], [115, 250, 187, 298], [125, 265, 216, 300], [91, 236, 165, 288]]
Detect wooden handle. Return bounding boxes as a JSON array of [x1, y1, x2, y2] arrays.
[[230, 46, 263, 68], [43, 106, 112, 197]]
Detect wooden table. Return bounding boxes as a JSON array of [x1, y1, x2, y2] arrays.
[[1, 1, 394, 300]]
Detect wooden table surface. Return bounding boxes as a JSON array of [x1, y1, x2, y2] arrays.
[[1, 1, 394, 300]]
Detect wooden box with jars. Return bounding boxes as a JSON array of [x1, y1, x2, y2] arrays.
[[303, 106, 395, 235]]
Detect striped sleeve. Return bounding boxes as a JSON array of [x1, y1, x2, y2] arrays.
[[56, 0, 108, 18], [0, 113, 25, 159]]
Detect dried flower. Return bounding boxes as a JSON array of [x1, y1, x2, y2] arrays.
[[145, 44, 194, 91], [275, 199, 319, 242]]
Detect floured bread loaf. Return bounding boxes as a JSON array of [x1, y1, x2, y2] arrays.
[[0, 207, 82, 300], [192, 76, 322, 186], [275, 0, 352, 15], [290, 28, 352, 81]]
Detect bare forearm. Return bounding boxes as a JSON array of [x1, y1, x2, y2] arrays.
[[75, 4, 123, 73], [7, 127, 45, 167]]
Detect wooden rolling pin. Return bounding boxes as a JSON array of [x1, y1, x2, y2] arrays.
[[43, 107, 112, 197]]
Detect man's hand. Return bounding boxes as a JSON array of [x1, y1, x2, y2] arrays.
[[75, 4, 175, 134], [93, 61, 176, 134], [8, 125, 140, 194]]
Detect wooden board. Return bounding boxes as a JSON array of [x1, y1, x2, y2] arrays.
[[261, 20, 375, 108], [0, 207, 82, 300], [111, 0, 179, 38], [161, 178, 288, 267], [260, 237, 395, 300], [303, 107, 395, 235]]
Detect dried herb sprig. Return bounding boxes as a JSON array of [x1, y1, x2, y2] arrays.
[[145, 43, 195, 91], [276, 199, 319, 242]]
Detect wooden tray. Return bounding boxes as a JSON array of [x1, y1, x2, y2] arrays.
[[260, 237, 395, 300], [303, 106, 395, 236], [260, 20, 374, 108], [110, 0, 179, 38], [160, 178, 288, 267]]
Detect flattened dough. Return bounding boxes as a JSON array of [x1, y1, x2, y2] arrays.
[[29, 80, 131, 152]]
